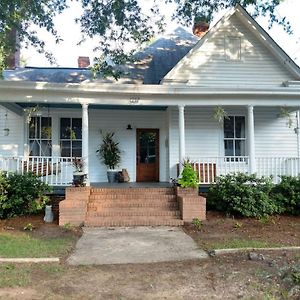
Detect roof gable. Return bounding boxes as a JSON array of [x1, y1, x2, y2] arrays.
[[162, 5, 300, 87]]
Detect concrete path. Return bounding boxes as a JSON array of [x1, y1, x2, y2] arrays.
[[67, 227, 208, 265]]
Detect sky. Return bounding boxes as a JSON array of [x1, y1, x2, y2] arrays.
[[22, 0, 300, 68]]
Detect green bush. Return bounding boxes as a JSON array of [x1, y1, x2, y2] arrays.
[[271, 176, 300, 216], [207, 173, 278, 218], [0, 172, 51, 219], [178, 161, 198, 188]]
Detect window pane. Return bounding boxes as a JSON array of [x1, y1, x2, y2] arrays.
[[29, 117, 40, 139], [72, 141, 82, 157], [41, 141, 52, 156], [235, 140, 245, 156], [224, 140, 234, 156], [60, 118, 71, 139], [29, 140, 40, 156], [235, 116, 245, 138], [72, 118, 82, 140], [41, 117, 52, 139], [224, 117, 234, 138], [61, 141, 71, 157]]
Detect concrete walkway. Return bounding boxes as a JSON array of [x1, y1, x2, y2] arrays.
[[67, 227, 208, 265]]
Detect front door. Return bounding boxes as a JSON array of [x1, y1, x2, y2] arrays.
[[136, 129, 159, 182]]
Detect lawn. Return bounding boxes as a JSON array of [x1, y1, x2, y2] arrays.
[[0, 232, 76, 258]]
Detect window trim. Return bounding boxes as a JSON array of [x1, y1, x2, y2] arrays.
[[224, 35, 242, 61], [60, 117, 82, 158], [222, 115, 247, 157], [28, 116, 52, 157]]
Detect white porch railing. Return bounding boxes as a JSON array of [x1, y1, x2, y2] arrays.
[[191, 156, 300, 184], [0, 156, 75, 186]]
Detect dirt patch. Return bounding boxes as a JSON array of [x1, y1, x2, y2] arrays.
[[0, 215, 82, 240], [184, 211, 300, 250], [1, 251, 299, 299]]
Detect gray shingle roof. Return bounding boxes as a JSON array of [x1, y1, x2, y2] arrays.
[[3, 27, 197, 85]]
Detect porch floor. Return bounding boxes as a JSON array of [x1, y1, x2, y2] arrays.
[[90, 182, 173, 188]]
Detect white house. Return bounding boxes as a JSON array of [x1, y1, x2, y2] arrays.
[[1, 4, 300, 187]]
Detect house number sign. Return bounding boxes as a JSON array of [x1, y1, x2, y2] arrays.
[[129, 97, 140, 105]]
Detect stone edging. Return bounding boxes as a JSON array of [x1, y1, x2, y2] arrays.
[[209, 246, 300, 256], [0, 257, 60, 263]]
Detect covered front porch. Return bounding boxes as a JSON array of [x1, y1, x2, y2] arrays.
[[0, 81, 300, 186]]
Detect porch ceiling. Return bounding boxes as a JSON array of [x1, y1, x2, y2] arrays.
[[0, 80, 300, 107]]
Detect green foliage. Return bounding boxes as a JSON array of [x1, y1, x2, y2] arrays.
[[192, 218, 203, 230], [0, 172, 51, 219], [0, 1, 291, 77], [23, 223, 34, 231], [178, 161, 198, 188], [233, 221, 243, 229], [271, 176, 300, 216], [207, 173, 278, 218], [96, 132, 121, 170]]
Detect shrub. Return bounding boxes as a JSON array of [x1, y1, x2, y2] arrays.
[[0, 172, 51, 219], [0, 172, 9, 218], [207, 173, 278, 218], [271, 176, 300, 216], [178, 161, 198, 188]]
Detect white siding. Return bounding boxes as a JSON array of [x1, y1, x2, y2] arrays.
[[168, 106, 298, 179], [164, 13, 296, 87], [0, 106, 23, 156], [88, 109, 168, 183]]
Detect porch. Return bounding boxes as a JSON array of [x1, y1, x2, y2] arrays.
[[0, 155, 299, 186]]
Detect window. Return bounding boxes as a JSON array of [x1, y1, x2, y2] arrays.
[[60, 118, 82, 157], [224, 116, 246, 156], [29, 117, 52, 156], [225, 36, 241, 61]]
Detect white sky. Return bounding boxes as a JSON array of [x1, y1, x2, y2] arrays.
[[22, 0, 300, 68]]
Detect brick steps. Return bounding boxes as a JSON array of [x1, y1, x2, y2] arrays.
[[85, 186, 183, 227], [89, 194, 177, 200], [85, 218, 184, 227], [87, 210, 180, 217], [87, 202, 179, 209]]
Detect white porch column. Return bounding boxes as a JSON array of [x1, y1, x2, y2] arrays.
[[23, 113, 29, 157], [178, 105, 186, 173], [82, 103, 90, 185], [247, 105, 256, 174]]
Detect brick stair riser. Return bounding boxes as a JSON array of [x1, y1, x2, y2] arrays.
[[86, 210, 180, 217], [85, 219, 184, 227], [89, 194, 176, 200], [87, 202, 179, 209], [91, 188, 174, 195]]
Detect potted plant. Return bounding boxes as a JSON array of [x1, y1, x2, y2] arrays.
[[176, 160, 199, 196], [72, 157, 86, 187], [96, 132, 121, 183]]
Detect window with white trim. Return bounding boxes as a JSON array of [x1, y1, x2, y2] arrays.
[[29, 117, 52, 156], [60, 118, 82, 157], [224, 116, 246, 156]]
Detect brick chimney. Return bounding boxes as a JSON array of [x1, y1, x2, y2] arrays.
[[78, 56, 90, 68], [192, 21, 209, 38], [5, 27, 20, 69]]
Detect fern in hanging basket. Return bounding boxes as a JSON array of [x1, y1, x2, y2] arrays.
[[96, 132, 121, 170]]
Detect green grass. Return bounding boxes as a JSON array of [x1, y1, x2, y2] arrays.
[[0, 264, 31, 288], [208, 239, 283, 250], [0, 232, 76, 258]]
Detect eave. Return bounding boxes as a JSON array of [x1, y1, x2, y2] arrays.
[[0, 80, 300, 107]]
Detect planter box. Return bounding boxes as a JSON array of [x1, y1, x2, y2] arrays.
[[178, 195, 206, 222], [176, 187, 199, 197]]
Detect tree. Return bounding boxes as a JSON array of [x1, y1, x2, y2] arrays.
[[0, 0, 290, 77]]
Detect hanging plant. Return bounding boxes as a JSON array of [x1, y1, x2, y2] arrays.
[[279, 106, 294, 128], [24, 105, 40, 124], [213, 106, 229, 124]]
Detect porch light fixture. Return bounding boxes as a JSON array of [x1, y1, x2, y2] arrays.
[[126, 124, 133, 130], [3, 111, 10, 136]]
